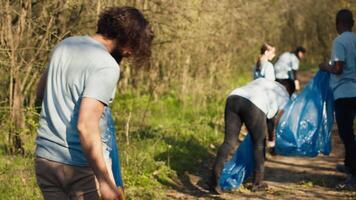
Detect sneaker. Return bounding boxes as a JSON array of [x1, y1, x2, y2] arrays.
[[337, 175, 356, 190], [336, 164, 350, 174]]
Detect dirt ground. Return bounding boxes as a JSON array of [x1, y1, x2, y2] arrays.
[[165, 71, 356, 200]]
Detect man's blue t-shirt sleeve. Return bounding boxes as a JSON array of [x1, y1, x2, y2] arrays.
[[83, 66, 120, 105], [331, 39, 346, 62]]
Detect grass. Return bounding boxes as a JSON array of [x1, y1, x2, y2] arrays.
[[0, 92, 223, 199], [1, 69, 354, 199], [0, 72, 249, 199], [0, 155, 42, 200], [114, 90, 228, 199]]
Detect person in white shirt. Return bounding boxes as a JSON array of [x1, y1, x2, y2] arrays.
[[210, 78, 294, 193], [319, 9, 356, 188], [253, 43, 276, 81], [274, 47, 306, 92]]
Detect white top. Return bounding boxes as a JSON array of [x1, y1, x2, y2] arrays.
[[274, 52, 299, 79], [253, 60, 276, 81], [229, 78, 289, 119], [330, 31, 356, 100]]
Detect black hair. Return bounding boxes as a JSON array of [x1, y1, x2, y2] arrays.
[[293, 46, 306, 59], [97, 7, 154, 65], [336, 9, 354, 27]]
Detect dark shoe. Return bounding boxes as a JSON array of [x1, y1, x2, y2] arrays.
[[207, 174, 223, 195], [209, 185, 223, 195], [336, 164, 350, 174], [248, 182, 268, 192], [269, 147, 276, 156], [337, 175, 356, 190], [207, 179, 223, 195], [249, 172, 268, 192]]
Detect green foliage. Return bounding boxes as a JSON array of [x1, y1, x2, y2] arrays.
[[1, 0, 356, 199], [113, 90, 226, 198], [0, 155, 42, 200]]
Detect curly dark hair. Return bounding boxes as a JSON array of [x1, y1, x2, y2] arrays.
[[97, 6, 154, 65]]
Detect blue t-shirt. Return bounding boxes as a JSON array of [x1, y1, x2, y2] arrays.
[[36, 36, 120, 166], [329, 32, 356, 100]]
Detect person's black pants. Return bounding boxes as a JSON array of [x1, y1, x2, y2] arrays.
[[276, 78, 296, 94], [335, 97, 356, 175], [212, 95, 267, 186]]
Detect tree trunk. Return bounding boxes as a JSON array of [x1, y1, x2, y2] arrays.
[[9, 73, 25, 154]]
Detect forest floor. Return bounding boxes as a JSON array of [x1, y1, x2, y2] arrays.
[[165, 71, 356, 200]]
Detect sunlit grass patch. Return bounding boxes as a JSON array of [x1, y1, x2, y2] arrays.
[[0, 155, 41, 200]]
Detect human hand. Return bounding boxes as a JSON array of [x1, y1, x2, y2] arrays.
[[319, 62, 329, 71], [99, 179, 123, 200], [294, 80, 300, 91], [118, 187, 126, 200]]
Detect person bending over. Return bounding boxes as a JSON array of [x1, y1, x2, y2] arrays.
[[210, 78, 294, 193]]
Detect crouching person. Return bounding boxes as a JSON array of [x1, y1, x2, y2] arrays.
[[210, 78, 294, 193]]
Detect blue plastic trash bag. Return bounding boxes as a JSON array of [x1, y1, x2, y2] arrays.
[[219, 134, 254, 190], [276, 71, 334, 157], [102, 108, 124, 187]]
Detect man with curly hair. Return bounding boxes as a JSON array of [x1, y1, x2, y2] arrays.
[[35, 7, 153, 200]]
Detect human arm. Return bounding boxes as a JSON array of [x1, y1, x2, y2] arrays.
[[78, 65, 121, 199], [320, 38, 345, 75], [274, 109, 284, 126], [292, 70, 300, 91], [266, 116, 275, 146], [290, 55, 300, 91], [35, 67, 48, 107], [319, 61, 344, 75], [266, 110, 284, 148], [77, 98, 122, 200]]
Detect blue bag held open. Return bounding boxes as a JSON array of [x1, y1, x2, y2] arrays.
[[103, 108, 124, 188], [275, 71, 334, 157]]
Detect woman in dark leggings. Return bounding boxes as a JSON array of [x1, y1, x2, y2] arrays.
[[210, 78, 294, 193]]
